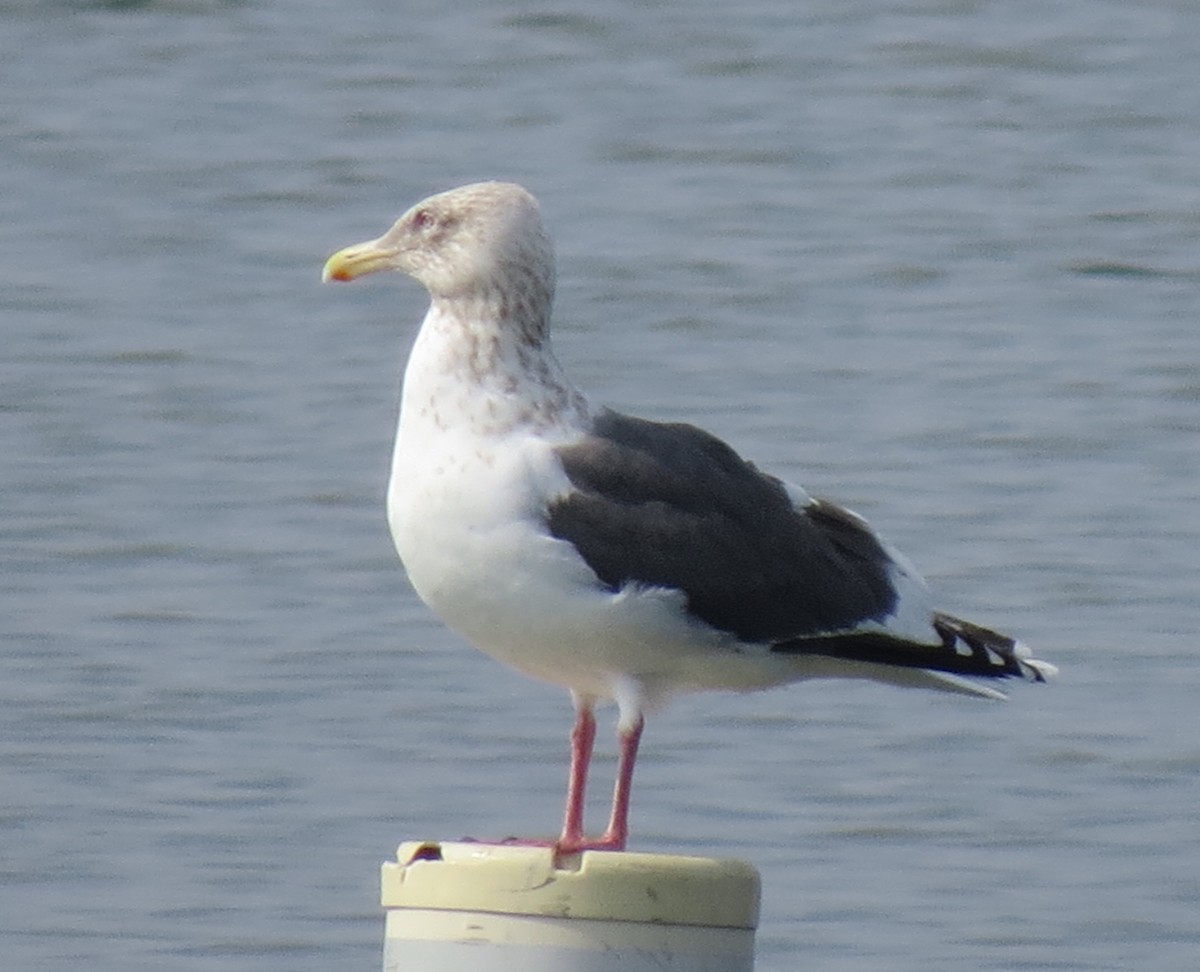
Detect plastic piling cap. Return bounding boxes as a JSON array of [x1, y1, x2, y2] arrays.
[[382, 841, 760, 929]]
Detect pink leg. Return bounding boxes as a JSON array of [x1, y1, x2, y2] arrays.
[[487, 698, 639, 854], [555, 712, 644, 855], [557, 699, 596, 849], [597, 716, 644, 851]]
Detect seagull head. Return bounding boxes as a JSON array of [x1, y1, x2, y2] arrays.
[[322, 181, 556, 312]]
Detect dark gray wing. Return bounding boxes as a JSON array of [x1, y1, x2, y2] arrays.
[[546, 410, 898, 644]]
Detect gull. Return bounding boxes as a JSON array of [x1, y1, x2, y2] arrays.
[[322, 181, 1055, 853]]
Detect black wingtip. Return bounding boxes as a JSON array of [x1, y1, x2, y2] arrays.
[[932, 613, 1057, 682]]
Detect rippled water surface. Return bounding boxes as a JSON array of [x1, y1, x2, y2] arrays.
[[3, 1, 1199, 970]]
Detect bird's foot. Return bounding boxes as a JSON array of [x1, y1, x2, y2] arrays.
[[459, 835, 556, 848], [455, 832, 627, 865], [499, 836, 558, 848], [554, 829, 627, 855]]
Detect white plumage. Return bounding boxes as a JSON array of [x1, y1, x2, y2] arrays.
[[322, 181, 1055, 852]]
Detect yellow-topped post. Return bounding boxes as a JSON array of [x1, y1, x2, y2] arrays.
[[381, 840, 761, 971]]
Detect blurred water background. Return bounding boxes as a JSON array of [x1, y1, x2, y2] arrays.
[[3, 1, 1199, 969]]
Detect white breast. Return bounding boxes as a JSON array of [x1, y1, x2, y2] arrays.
[[384, 306, 819, 708]]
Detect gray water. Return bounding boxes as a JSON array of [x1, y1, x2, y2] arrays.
[[3, 1, 1199, 969]]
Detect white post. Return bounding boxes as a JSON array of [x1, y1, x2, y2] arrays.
[[381, 841, 760, 971]]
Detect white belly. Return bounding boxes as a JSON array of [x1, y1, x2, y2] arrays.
[[386, 421, 801, 706]]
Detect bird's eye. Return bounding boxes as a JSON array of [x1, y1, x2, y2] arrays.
[[411, 209, 434, 231]]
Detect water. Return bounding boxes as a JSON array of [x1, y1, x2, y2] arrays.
[[3, 1, 1199, 969]]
